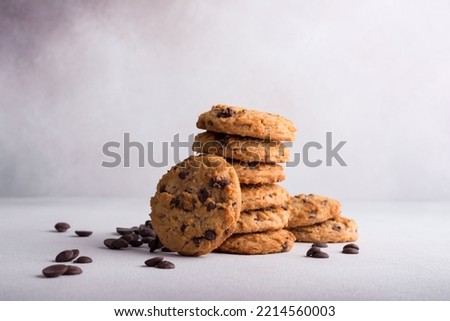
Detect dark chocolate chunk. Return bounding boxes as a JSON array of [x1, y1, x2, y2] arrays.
[[170, 197, 181, 209], [144, 256, 164, 267], [55, 250, 76, 262], [155, 261, 175, 269], [342, 247, 359, 254], [206, 202, 216, 211], [42, 264, 68, 278], [216, 107, 234, 118], [210, 177, 230, 189], [116, 227, 133, 235], [54, 222, 70, 232], [64, 265, 83, 275], [73, 256, 93, 264], [312, 251, 329, 259], [149, 236, 164, 252], [198, 188, 210, 203], [129, 240, 143, 247], [306, 247, 322, 257], [343, 243, 359, 251], [312, 242, 328, 248], [205, 230, 216, 241], [178, 169, 190, 179], [75, 230, 93, 237]]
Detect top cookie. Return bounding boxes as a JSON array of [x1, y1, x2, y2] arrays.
[[150, 155, 241, 256], [197, 105, 297, 141]]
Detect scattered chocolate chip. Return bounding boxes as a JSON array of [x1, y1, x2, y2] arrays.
[[156, 261, 175, 269], [139, 228, 156, 238], [73, 256, 93, 264], [342, 247, 359, 254], [210, 178, 230, 189], [205, 230, 216, 241], [129, 240, 143, 247], [42, 264, 68, 278], [312, 242, 328, 248], [116, 227, 133, 235], [71, 249, 80, 260], [216, 107, 234, 118], [55, 250, 76, 262], [198, 188, 210, 203], [145, 220, 153, 228], [312, 251, 329, 259], [54, 222, 70, 232], [120, 234, 135, 242], [145, 256, 164, 267], [104, 238, 116, 249], [112, 238, 129, 249], [141, 237, 153, 244], [161, 246, 174, 252], [343, 243, 359, 251], [131, 226, 140, 234], [206, 202, 216, 211], [306, 247, 322, 257], [149, 236, 164, 252], [64, 265, 83, 275], [75, 230, 93, 237], [178, 169, 190, 179]]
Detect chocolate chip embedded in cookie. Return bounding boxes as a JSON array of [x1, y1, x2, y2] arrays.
[[289, 216, 358, 243], [235, 207, 290, 234], [193, 131, 290, 163], [229, 160, 286, 184], [150, 155, 241, 256], [196, 104, 297, 141], [288, 194, 341, 228], [216, 229, 295, 255], [241, 184, 289, 212]]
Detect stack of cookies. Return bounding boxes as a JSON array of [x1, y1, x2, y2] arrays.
[[287, 194, 358, 243], [193, 105, 297, 255]]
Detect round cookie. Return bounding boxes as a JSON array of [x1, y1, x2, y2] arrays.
[[216, 229, 295, 255], [193, 131, 290, 163], [150, 155, 241, 256], [288, 194, 341, 228], [241, 184, 289, 211], [236, 207, 289, 234], [196, 104, 297, 141], [289, 216, 358, 243], [229, 160, 285, 184]]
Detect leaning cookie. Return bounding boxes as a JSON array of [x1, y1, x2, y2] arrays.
[[197, 104, 297, 141], [229, 160, 286, 184], [288, 194, 341, 228], [216, 229, 295, 255], [241, 184, 289, 212], [193, 131, 290, 163], [235, 207, 289, 234], [150, 155, 241, 256], [289, 216, 358, 243]]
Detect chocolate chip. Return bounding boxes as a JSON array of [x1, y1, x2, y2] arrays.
[[198, 188, 210, 203], [104, 238, 116, 249], [129, 240, 143, 247], [210, 177, 230, 189], [141, 237, 153, 244], [120, 234, 135, 242], [54, 222, 70, 232], [224, 228, 231, 235], [64, 265, 83, 276], [71, 249, 80, 260], [281, 241, 288, 252], [343, 243, 359, 250], [312, 242, 328, 248], [205, 230, 216, 240], [247, 162, 259, 168], [139, 228, 156, 238], [145, 256, 164, 267], [192, 237, 202, 245], [332, 225, 341, 232], [161, 246, 174, 252], [112, 238, 129, 249], [116, 227, 133, 235], [178, 169, 189, 179], [312, 251, 329, 259], [73, 256, 93, 264], [281, 206, 288, 211], [216, 107, 234, 118], [145, 220, 153, 228], [75, 230, 93, 237], [306, 247, 322, 257], [180, 224, 187, 232], [207, 120, 214, 126], [42, 264, 68, 278], [206, 202, 216, 211], [159, 185, 166, 193], [55, 250, 76, 262], [156, 261, 175, 269], [149, 236, 164, 252], [170, 197, 181, 208], [342, 247, 359, 254]]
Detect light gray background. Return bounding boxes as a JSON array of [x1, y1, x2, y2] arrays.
[[1, 0, 449, 200]]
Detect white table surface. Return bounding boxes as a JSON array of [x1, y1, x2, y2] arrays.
[[1, 198, 449, 301]]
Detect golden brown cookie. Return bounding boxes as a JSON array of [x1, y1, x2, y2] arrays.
[[241, 184, 289, 211], [289, 216, 358, 243], [229, 160, 285, 184], [235, 207, 289, 233], [150, 155, 241, 256], [288, 194, 341, 228], [216, 229, 295, 255], [193, 131, 290, 163], [197, 105, 297, 141]]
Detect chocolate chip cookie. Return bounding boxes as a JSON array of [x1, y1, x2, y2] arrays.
[[193, 131, 290, 163], [288, 194, 341, 228], [150, 155, 241, 256], [289, 216, 358, 243], [241, 184, 289, 211], [235, 207, 289, 234], [197, 104, 297, 141], [216, 229, 295, 255], [229, 160, 286, 184]]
